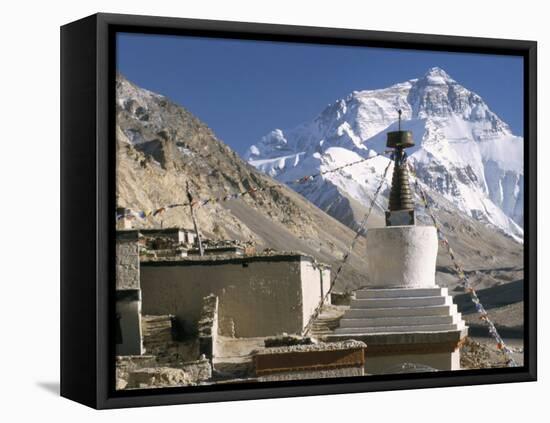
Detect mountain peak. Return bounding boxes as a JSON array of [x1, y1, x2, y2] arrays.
[[425, 66, 451, 78], [421, 67, 454, 84], [246, 68, 523, 240]]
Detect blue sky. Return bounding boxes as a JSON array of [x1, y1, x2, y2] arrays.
[[117, 33, 524, 154]]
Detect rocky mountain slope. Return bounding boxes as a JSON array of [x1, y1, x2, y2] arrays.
[[245, 67, 524, 242], [116, 74, 374, 290]]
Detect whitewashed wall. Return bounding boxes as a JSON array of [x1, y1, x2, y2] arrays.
[[140, 256, 326, 337]]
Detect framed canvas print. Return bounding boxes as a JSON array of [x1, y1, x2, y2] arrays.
[[60, 13, 537, 409]]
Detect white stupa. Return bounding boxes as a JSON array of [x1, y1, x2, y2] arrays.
[[328, 115, 468, 374]]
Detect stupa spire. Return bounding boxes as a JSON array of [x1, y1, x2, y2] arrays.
[[385, 110, 415, 226]]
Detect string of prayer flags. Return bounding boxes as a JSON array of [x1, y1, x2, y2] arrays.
[[407, 161, 518, 367], [288, 154, 379, 185], [152, 207, 166, 217], [116, 155, 383, 222], [302, 159, 393, 336]]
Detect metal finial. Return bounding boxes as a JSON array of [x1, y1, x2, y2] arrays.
[[398, 109, 402, 131]]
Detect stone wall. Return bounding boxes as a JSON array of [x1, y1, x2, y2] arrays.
[[254, 340, 366, 381], [116, 231, 140, 290], [142, 314, 174, 352], [198, 294, 219, 359], [139, 228, 195, 245], [257, 367, 364, 382], [116, 231, 143, 355], [125, 358, 212, 389]]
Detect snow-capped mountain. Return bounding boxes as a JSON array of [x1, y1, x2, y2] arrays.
[[245, 67, 524, 241]]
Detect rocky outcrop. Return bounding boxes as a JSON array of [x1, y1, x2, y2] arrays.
[[126, 359, 212, 389]]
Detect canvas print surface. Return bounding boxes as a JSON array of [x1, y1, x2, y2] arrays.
[[114, 33, 524, 390]]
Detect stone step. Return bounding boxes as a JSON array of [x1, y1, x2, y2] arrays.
[[350, 296, 450, 309], [339, 313, 461, 328], [345, 304, 458, 318], [355, 287, 448, 299], [334, 322, 465, 335], [141, 315, 174, 349]]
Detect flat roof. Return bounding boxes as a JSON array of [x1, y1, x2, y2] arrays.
[[141, 251, 331, 268], [134, 227, 195, 234], [116, 228, 196, 240]]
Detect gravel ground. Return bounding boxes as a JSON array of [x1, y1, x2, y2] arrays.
[[460, 336, 524, 369]]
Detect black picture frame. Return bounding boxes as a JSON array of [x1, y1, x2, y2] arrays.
[[60, 12, 537, 409]]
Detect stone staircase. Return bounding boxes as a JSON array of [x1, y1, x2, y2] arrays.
[[142, 314, 175, 351], [334, 287, 465, 336], [309, 305, 348, 337]]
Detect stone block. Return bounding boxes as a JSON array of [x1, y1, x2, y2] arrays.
[[128, 367, 190, 388], [125, 359, 212, 389], [253, 340, 366, 377], [181, 358, 212, 381], [116, 231, 140, 290]]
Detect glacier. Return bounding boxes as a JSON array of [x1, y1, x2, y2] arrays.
[[245, 67, 524, 242]]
